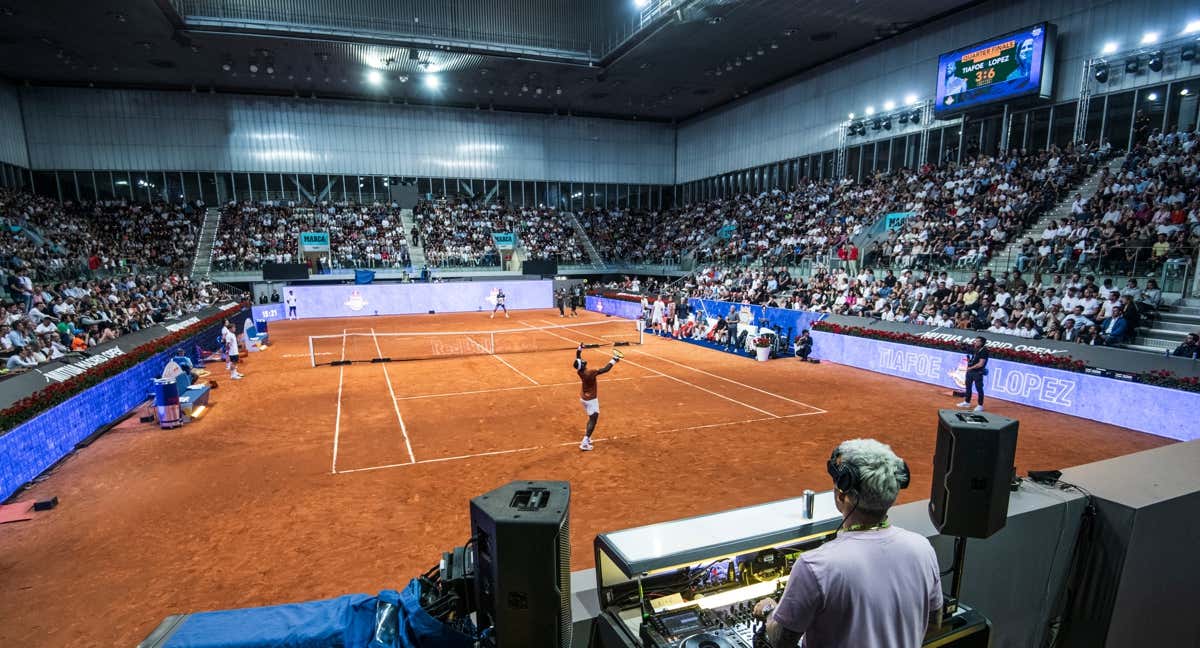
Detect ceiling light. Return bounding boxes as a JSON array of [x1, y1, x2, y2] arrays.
[[1125, 58, 1140, 74], [1094, 62, 1109, 83], [398, 75, 408, 83], [634, 0, 650, 8], [865, 106, 875, 116], [848, 112, 854, 119], [757, 47, 764, 55], [1183, 45, 1197, 61], [1186, 20, 1200, 35], [904, 93, 917, 106], [1101, 42, 1118, 55], [1181, 88, 1191, 96], [1141, 32, 1159, 45], [249, 62, 259, 74], [555, 87, 562, 95], [367, 69, 384, 86], [1147, 92, 1159, 101], [265, 65, 275, 75], [1148, 51, 1163, 72], [221, 60, 232, 72], [883, 100, 896, 110], [770, 42, 778, 49], [424, 74, 440, 90]]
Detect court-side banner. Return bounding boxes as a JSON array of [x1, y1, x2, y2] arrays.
[[690, 299, 826, 338], [811, 331, 1199, 441], [586, 295, 644, 320], [260, 280, 553, 320]]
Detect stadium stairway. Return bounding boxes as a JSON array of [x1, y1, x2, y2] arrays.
[[190, 207, 220, 279], [398, 208, 427, 268], [1127, 297, 1200, 354], [565, 211, 607, 269], [984, 154, 1124, 274]]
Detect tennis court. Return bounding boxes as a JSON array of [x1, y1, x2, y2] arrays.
[[0, 308, 1171, 647]]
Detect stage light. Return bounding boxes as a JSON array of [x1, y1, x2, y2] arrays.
[[899, 112, 909, 124], [882, 117, 892, 130], [865, 106, 875, 116], [1102, 42, 1119, 55], [367, 70, 384, 86], [910, 110, 921, 124], [1094, 62, 1109, 83], [847, 125, 857, 137], [1186, 20, 1200, 35], [249, 62, 259, 74], [1142, 32, 1159, 45], [904, 93, 917, 106], [848, 112, 855, 119], [883, 100, 896, 111], [1148, 51, 1163, 72], [1147, 92, 1159, 101], [1126, 58, 1140, 74], [424, 74, 441, 90], [1183, 45, 1197, 62], [221, 59, 232, 72], [871, 118, 882, 131], [1181, 88, 1191, 96]]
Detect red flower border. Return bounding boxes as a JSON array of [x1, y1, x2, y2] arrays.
[[0, 304, 246, 431], [812, 321, 1200, 393]]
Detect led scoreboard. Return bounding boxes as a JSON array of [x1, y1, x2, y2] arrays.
[[935, 23, 1056, 117]]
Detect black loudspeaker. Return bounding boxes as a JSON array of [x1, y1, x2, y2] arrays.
[[929, 410, 1019, 539], [470, 480, 571, 648]]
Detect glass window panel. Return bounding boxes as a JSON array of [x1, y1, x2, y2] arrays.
[[1008, 112, 1028, 154], [297, 173, 315, 204], [1050, 101, 1077, 149], [890, 136, 906, 171], [872, 141, 888, 173], [1028, 108, 1051, 152], [181, 172, 199, 204], [1167, 82, 1199, 133], [112, 171, 132, 201], [231, 172, 249, 202], [77, 170, 96, 202], [846, 146, 861, 181], [94, 171, 115, 201], [250, 173, 267, 201], [417, 177, 432, 198], [1135, 85, 1168, 145], [32, 171, 57, 199], [1084, 96, 1105, 145], [265, 173, 283, 202], [1103, 90, 1135, 151], [130, 171, 150, 203], [372, 176, 386, 202]]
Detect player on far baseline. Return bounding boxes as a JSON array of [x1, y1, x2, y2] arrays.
[[490, 288, 509, 319], [574, 343, 621, 451]]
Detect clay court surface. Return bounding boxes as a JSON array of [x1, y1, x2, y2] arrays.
[[0, 308, 1172, 646]]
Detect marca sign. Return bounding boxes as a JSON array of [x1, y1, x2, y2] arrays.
[[42, 347, 127, 383]]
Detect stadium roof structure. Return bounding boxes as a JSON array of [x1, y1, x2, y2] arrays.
[[0, 0, 981, 121]]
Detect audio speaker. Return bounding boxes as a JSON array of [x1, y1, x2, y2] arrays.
[[929, 410, 1019, 539], [470, 480, 571, 648]]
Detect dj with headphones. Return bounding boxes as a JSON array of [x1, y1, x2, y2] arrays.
[[751, 439, 943, 648]]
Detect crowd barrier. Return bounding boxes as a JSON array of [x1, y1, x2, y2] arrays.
[[0, 308, 246, 501], [811, 330, 1199, 441]]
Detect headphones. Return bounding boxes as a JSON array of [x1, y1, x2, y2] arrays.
[[827, 448, 911, 494]]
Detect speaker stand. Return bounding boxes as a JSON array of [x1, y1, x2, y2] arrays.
[[945, 536, 968, 616]]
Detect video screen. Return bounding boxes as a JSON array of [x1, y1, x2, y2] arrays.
[[934, 23, 1056, 117]]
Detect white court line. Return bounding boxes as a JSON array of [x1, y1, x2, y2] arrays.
[[619, 343, 825, 415], [330, 330, 348, 474], [334, 411, 823, 474], [371, 328, 416, 464], [395, 375, 663, 400], [524, 321, 781, 419], [608, 339, 826, 415], [465, 335, 539, 385], [284, 351, 335, 358]]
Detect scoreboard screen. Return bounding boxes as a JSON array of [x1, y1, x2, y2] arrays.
[[934, 23, 1056, 117]]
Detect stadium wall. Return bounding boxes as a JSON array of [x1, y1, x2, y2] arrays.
[[0, 313, 237, 502], [0, 80, 29, 168], [811, 330, 1200, 442], [19, 87, 675, 184], [676, 0, 1200, 182], [274, 279, 553, 320]]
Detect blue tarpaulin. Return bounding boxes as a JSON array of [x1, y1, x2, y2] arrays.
[[156, 581, 475, 648], [355, 269, 376, 285], [688, 298, 826, 340]]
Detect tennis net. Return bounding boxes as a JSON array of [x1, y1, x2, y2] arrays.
[[307, 319, 643, 366]]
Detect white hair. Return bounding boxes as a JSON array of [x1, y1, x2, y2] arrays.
[[835, 438, 906, 514]]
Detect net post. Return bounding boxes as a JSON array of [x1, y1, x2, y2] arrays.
[[308, 336, 315, 367]]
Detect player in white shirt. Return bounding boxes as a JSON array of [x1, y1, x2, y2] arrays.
[[650, 296, 666, 336], [285, 290, 298, 320], [490, 288, 509, 319], [223, 322, 244, 380]]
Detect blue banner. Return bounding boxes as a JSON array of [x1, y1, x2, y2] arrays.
[[811, 331, 1199, 441], [884, 211, 914, 229], [354, 269, 375, 285], [689, 299, 826, 339]]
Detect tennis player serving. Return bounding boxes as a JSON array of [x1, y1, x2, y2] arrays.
[[575, 343, 621, 451]]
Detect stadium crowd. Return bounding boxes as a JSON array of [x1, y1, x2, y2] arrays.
[[0, 189, 236, 374], [413, 199, 587, 266], [213, 201, 412, 271]]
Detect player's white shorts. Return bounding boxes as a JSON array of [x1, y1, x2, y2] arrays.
[[580, 398, 600, 415], [652, 314, 665, 325]]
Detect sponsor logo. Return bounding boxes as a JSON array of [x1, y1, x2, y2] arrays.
[[344, 290, 368, 311], [43, 347, 126, 383], [164, 316, 201, 333], [918, 331, 1062, 356], [485, 289, 499, 307], [948, 357, 969, 389]]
